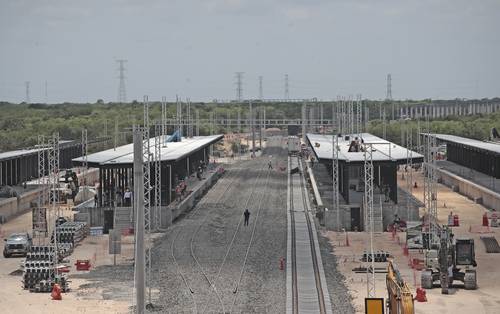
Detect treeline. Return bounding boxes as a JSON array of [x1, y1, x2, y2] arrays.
[[0, 98, 499, 152]]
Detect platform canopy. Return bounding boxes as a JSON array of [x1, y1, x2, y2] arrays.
[[433, 134, 500, 155], [72, 135, 223, 167], [307, 133, 423, 164], [0, 140, 75, 162]]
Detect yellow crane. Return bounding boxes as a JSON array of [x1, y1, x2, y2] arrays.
[[386, 260, 415, 314]]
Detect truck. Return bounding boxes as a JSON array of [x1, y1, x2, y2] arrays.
[[288, 136, 300, 155]]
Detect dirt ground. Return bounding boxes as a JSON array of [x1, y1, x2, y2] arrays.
[[325, 169, 500, 314], [0, 206, 132, 314]]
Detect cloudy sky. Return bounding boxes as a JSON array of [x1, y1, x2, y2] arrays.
[[0, 0, 499, 103]]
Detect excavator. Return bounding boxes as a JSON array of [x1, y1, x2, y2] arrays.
[[386, 260, 415, 314]]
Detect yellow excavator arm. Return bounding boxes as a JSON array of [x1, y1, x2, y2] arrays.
[[386, 260, 415, 314]]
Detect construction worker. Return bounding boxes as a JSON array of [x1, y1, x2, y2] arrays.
[[244, 209, 250, 226], [124, 188, 132, 206]]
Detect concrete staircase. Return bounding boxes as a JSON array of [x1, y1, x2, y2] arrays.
[[114, 207, 133, 232]]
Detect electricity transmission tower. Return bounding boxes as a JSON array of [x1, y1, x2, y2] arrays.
[[25, 81, 30, 103], [235, 72, 244, 101], [386, 74, 394, 120], [117, 59, 127, 103], [284, 74, 289, 100], [258, 76, 263, 100]]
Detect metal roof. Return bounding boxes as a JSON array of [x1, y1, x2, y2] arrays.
[[433, 134, 500, 154], [307, 133, 423, 163], [72, 135, 223, 166], [0, 140, 76, 162]]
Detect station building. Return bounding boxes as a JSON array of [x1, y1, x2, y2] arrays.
[[306, 133, 423, 232]]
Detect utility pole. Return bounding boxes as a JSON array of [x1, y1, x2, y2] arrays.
[[349, 96, 354, 135], [332, 102, 340, 231], [356, 94, 362, 135], [301, 103, 306, 143], [142, 96, 152, 307], [423, 121, 438, 248], [81, 129, 88, 201], [161, 96, 167, 147], [186, 98, 192, 137], [176, 95, 182, 137], [258, 76, 263, 100], [237, 109, 241, 159], [363, 142, 376, 298], [196, 110, 200, 136], [117, 59, 127, 103], [48, 133, 59, 282], [382, 109, 387, 140], [235, 72, 244, 101], [114, 118, 119, 150], [284, 74, 289, 100], [250, 100, 255, 156], [320, 103, 324, 134], [154, 123, 161, 231], [25, 81, 30, 103], [405, 121, 413, 221], [133, 126, 145, 314], [44, 81, 48, 104]]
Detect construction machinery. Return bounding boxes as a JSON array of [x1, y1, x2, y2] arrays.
[[386, 260, 414, 314], [421, 226, 477, 293]]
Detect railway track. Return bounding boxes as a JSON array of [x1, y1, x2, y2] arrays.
[[171, 157, 270, 313], [170, 163, 248, 313], [287, 156, 332, 314]]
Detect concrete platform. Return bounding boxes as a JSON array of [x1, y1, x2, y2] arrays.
[[436, 160, 500, 211], [165, 165, 224, 226]]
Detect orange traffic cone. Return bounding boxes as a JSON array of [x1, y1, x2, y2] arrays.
[[51, 283, 62, 300]]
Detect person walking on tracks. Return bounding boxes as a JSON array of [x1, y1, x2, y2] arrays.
[[244, 209, 251, 226]]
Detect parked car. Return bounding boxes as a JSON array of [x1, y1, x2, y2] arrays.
[[3, 232, 32, 257]]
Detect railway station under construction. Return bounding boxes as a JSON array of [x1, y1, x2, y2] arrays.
[[2, 104, 500, 314], [306, 132, 423, 232]]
